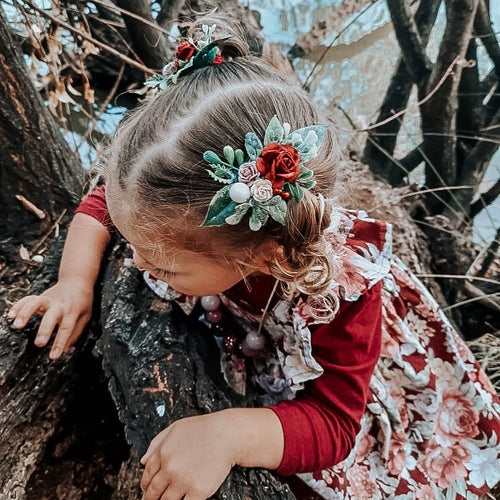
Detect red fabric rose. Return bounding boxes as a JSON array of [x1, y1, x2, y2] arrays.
[[176, 42, 196, 61], [256, 143, 301, 197], [212, 53, 224, 65]]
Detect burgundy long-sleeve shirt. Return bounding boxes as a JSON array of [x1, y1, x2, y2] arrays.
[[75, 186, 382, 475]]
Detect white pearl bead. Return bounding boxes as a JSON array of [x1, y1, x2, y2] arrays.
[[201, 295, 221, 311], [245, 332, 265, 350], [229, 182, 251, 203]]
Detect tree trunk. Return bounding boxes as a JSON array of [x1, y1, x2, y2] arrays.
[[0, 8, 84, 249]]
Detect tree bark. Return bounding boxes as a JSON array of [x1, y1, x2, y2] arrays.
[[96, 243, 296, 499], [386, 0, 431, 85], [0, 8, 84, 248], [419, 0, 479, 212], [363, 0, 441, 185], [115, 0, 169, 70]]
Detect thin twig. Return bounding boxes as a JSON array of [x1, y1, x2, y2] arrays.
[[360, 56, 461, 132], [31, 209, 67, 255], [414, 273, 500, 286], [15, 194, 46, 219], [442, 292, 500, 311], [21, 0, 154, 74], [302, 1, 378, 89], [90, 0, 176, 42], [80, 61, 126, 145]]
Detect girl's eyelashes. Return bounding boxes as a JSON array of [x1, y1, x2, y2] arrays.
[[150, 268, 177, 280]]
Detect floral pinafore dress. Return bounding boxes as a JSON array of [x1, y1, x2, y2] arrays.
[[144, 206, 500, 499]]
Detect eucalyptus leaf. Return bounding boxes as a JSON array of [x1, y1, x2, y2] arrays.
[[249, 205, 269, 231], [289, 125, 327, 148], [225, 202, 250, 225], [245, 133, 263, 160], [203, 150, 224, 165], [223, 145, 235, 165], [202, 186, 237, 226], [264, 115, 285, 144], [234, 149, 245, 165]]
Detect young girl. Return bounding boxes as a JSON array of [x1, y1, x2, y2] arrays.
[[9, 16, 500, 500]]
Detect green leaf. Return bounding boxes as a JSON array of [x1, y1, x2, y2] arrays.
[[249, 205, 269, 231], [290, 125, 327, 146], [206, 168, 234, 184], [245, 133, 263, 160], [264, 115, 285, 144], [264, 197, 287, 225], [192, 36, 232, 69], [223, 145, 235, 165], [225, 202, 250, 225], [144, 74, 165, 88], [201, 186, 237, 226], [286, 182, 304, 202], [203, 150, 224, 165], [300, 179, 316, 190], [234, 149, 245, 165], [299, 166, 314, 181]]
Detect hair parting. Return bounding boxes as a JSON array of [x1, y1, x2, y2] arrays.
[[104, 13, 345, 318]]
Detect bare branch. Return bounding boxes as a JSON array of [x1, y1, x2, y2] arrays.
[[363, 0, 441, 184], [386, 0, 432, 85], [470, 179, 500, 218], [115, 0, 169, 70], [448, 105, 500, 218], [399, 144, 425, 173], [21, 0, 154, 74], [420, 0, 480, 210]]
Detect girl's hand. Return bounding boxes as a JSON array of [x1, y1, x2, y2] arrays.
[[8, 278, 94, 359], [140, 413, 236, 500], [140, 408, 284, 500]]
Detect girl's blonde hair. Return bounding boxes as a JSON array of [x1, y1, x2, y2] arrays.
[[105, 14, 342, 311]]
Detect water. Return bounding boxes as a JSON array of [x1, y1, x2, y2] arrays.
[[245, 0, 500, 246]]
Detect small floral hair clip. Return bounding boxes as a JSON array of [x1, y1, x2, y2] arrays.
[[202, 116, 327, 231], [145, 24, 229, 90]]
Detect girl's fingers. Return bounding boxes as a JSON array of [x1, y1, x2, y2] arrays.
[[141, 452, 161, 491], [12, 297, 47, 328], [35, 307, 62, 348], [49, 315, 78, 359], [63, 316, 88, 352], [141, 428, 170, 464], [142, 467, 168, 500]]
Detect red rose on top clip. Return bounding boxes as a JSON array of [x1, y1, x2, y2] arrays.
[[176, 42, 197, 61], [256, 143, 301, 196]]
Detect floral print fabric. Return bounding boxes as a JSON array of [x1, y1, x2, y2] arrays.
[[222, 207, 500, 498], [143, 206, 500, 498], [292, 210, 500, 499]]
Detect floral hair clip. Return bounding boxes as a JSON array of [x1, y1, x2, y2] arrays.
[[201, 116, 327, 231], [145, 24, 229, 90]]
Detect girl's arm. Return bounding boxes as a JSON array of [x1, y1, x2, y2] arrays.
[[8, 212, 111, 359], [140, 286, 382, 499], [140, 407, 284, 500]]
